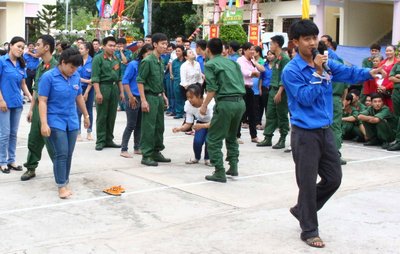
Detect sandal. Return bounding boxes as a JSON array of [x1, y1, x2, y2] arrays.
[[1, 166, 10, 174], [7, 164, 23, 171], [185, 158, 199, 164], [204, 160, 214, 167], [304, 236, 325, 248]]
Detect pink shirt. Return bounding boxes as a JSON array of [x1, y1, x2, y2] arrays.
[[237, 55, 258, 86]]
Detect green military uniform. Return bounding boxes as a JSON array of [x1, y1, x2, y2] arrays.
[[360, 106, 396, 144], [388, 63, 400, 150], [361, 57, 373, 69], [22, 57, 58, 179], [91, 52, 121, 149], [331, 82, 348, 150], [136, 53, 167, 164], [342, 104, 365, 140], [259, 52, 290, 149], [204, 55, 246, 182]]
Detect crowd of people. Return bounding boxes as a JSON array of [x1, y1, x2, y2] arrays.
[[0, 19, 399, 248]]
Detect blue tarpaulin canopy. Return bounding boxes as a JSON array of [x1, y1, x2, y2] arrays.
[[335, 45, 386, 67]]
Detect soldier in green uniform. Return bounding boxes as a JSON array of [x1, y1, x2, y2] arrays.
[[331, 81, 348, 165], [257, 35, 290, 149], [199, 38, 246, 183], [92, 36, 125, 151], [21, 35, 57, 181], [387, 62, 400, 150], [358, 93, 396, 148], [115, 37, 133, 112], [342, 93, 366, 141], [361, 44, 382, 102], [137, 33, 171, 166]]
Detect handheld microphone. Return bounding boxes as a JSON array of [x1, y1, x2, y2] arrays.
[[312, 48, 332, 75]]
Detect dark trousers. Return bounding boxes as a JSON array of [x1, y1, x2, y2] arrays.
[[121, 97, 142, 152], [26, 69, 36, 95], [237, 87, 257, 139], [257, 86, 269, 125], [77, 86, 95, 133], [291, 125, 342, 240]]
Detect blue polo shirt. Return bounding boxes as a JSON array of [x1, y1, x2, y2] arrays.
[[261, 62, 272, 88], [77, 56, 92, 87], [122, 59, 140, 96], [196, 55, 205, 73], [228, 53, 240, 62], [0, 54, 26, 108], [23, 52, 40, 70], [282, 54, 372, 129], [38, 67, 82, 131]]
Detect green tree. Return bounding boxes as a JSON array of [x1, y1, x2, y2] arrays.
[[37, 5, 58, 34], [219, 25, 247, 45]]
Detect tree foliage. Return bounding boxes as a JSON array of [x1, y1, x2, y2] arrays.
[[219, 25, 247, 45], [37, 5, 57, 34]]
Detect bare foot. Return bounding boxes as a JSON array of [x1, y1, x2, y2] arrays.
[[304, 236, 325, 248], [120, 151, 133, 158], [66, 186, 73, 196], [77, 134, 83, 141], [87, 133, 94, 141], [58, 187, 71, 199]]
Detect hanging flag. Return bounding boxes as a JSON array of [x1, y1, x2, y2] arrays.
[[111, 0, 118, 15], [118, 0, 125, 16], [228, 0, 233, 8], [302, 0, 310, 19], [235, 0, 244, 7], [143, 0, 149, 36], [127, 41, 139, 53], [219, 0, 226, 10], [96, 0, 104, 17]]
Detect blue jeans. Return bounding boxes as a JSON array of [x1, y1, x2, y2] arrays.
[[121, 97, 142, 152], [47, 128, 78, 187], [164, 73, 175, 113], [77, 86, 95, 133], [0, 107, 23, 166], [193, 128, 209, 160], [174, 81, 185, 117]]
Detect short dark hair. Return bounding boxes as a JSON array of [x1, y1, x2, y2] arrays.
[[331, 41, 338, 51], [137, 44, 153, 61], [168, 43, 176, 50], [92, 39, 100, 44], [39, 34, 55, 54], [345, 93, 353, 103], [254, 46, 263, 58], [28, 42, 35, 46], [349, 89, 361, 97], [61, 41, 70, 50], [186, 84, 203, 98], [242, 42, 254, 51], [207, 38, 223, 55], [102, 36, 116, 46], [229, 41, 240, 52], [145, 35, 152, 39], [370, 92, 382, 101], [271, 35, 284, 48], [321, 34, 333, 43], [289, 19, 319, 40], [59, 48, 83, 67], [196, 40, 207, 51], [117, 38, 127, 44], [152, 33, 168, 44], [370, 43, 381, 51], [76, 37, 85, 42], [175, 45, 184, 53], [138, 38, 145, 42]]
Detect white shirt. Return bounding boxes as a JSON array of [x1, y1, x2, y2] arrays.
[[180, 60, 203, 88], [169, 50, 177, 63], [184, 99, 215, 123]]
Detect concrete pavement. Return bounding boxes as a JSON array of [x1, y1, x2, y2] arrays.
[[0, 104, 399, 254]]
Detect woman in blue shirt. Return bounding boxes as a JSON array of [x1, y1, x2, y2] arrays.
[[77, 42, 95, 141], [38, 48, 89, 199], [0, 36, 32, 173], [120, 44, 153, 158]]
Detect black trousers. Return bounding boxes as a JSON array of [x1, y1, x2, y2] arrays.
[[26, 69, 36, 95], [257, 86, 269, 125], [237, 86, 257, 139], [291, 125, 342, 240]]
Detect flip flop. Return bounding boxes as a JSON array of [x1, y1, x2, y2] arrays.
[[7, 164, 23, 171], [185, 159, 199, 164], [1, 167, 10, 174], [304, 236, 325, 248]]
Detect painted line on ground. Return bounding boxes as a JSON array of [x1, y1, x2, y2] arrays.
[[343, 143, 400, 154]]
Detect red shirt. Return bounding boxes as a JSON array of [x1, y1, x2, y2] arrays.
[[379, 58, 398, 90]]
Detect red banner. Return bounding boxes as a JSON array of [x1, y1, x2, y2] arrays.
[[210, 25, 219, 39], [248, 24, 259, 46]]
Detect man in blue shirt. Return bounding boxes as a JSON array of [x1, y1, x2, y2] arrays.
[[283, 20, 385, 248], [228, 41, 240, 62], [23, 42, 40, 96]]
